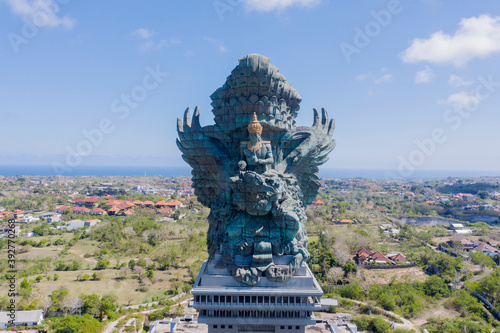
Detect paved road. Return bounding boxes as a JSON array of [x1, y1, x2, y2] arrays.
[[103, 294, 191, 333]]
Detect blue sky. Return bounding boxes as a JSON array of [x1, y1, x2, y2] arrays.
[[1, 0, 500, 176]]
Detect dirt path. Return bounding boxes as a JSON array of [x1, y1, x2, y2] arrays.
[[412, 299, 460, 326], [347, 299, 419, 332]]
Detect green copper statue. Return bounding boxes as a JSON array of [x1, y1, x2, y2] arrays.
[[177, 54, 335, 285]]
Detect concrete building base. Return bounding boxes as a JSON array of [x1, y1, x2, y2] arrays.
[[191, 259, 323, 333]]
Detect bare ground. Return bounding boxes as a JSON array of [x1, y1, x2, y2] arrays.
[[412, 299, 460, 326], [361, 266, 428, 285]]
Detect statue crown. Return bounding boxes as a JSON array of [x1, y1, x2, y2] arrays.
[[247, 113, 263, 134]]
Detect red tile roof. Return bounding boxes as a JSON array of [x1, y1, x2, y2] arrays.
[[157, 207, 173, 215], [166, 200, 183, 206], [73, 197, 98, 203]]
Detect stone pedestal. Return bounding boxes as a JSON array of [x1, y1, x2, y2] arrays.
[[191, 259, 323, 333]]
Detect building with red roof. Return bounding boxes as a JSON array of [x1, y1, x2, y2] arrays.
[[311, 200, 324, 207]]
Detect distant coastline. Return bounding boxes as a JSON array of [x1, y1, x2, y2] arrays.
[[0, 164, 498, 179]]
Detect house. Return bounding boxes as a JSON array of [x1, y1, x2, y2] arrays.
[[12, 210, 24, 219], [311, 200, 325, 207], [17, 214, 40, 223], [91, 208, 106, 215], [72, 207, 91, 215], [65, 220, 86, 231], [166, 200, 183, 209], [447, 237, 476, 251], [369, 252, 394, 265], [143, 200, 155, 206], [474, 242, 500, 257], [56, 206, 71, 214], [387, 252, 410, 264], [0, 309, 44, 328], [121, 209, 135, 216], [84, 219, 101, 227], [107, 206, 120, 215], [334, 219, 355, 225], [157, 207, 173, 215], [0, 225, 20, 238], [156, 201, 168, 208], [488, 240, 500, 248], [133, 200, 144, 205], [450, 223, 473, 234], [72, 197, 99, 208], [356, 248, 373, 262], [38, 212, 61, 223], [0, 211, 13, 219]]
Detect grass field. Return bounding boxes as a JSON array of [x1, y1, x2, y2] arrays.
[[0, 233, 201, 306]]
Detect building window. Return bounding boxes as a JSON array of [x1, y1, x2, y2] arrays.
[[296, 326, 300, 330], [288, 326, 292, 330], [229, 325, 232, 329], [221, 325, 225, 328], [214, 325, 217, 328], [281, 326, 285, 329]]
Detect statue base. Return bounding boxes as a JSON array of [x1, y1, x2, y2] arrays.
[[191, 259, 323, 333]]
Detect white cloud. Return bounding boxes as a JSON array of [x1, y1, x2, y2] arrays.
[[133, 28, 180, 51], [401, 14, 500, 66], [374, 74, 393, 84], [440, 91, 480, 108], [243, 0, 320, 12], [1, 0, 75, 28], [133, 28, 156, 40], [202, 36, 227, 53], [448, 75, 474, 88], [415, 66, 434, 83], [355, 72, 371, 81]]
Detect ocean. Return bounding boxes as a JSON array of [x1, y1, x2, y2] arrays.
[[0, 165, 498, 179]]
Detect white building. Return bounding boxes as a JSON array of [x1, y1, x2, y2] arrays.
[[0, 310, 44, 328], [17, 215, 40, 223]]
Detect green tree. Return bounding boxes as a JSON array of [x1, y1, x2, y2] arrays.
[[81, 294, 101, 318], [94, 260, 110, 270], [100, 295, 118, 317], [49, 314, 103, 333], [477, 191, 489, 199]]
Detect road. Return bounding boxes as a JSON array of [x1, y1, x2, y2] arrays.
[[102, 294, 191, 333]]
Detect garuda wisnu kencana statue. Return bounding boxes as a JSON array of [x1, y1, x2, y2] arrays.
[[177, 54, 335, 285]]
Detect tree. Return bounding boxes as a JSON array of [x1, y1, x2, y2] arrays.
[[62, 296, 83, 315], [327, 267, 344, 287], [422, 276, 451, 298], [94, 260, 110, 270], [343, 259, 358, 277], [81, 294, 101, 318], [451, 241, 464, 253], [100, 295, 118, 317], [477, 190, 489, 199], [48, 314, 103, 333]]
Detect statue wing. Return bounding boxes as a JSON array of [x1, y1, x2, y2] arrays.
[[177, 107, 230, 207], [283, 108, 336, 205]]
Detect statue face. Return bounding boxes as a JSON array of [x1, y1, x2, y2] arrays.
[[249, 132, 260, 142]]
